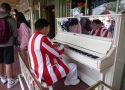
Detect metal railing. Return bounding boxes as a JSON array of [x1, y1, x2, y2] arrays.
[[87, 80, 116, 90]]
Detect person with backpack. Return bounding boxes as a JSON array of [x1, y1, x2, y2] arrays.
[[14, 9, 31, 51], [0, 3, 18, 89]]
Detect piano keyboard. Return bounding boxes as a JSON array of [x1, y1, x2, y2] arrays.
[[53, 42, 100, 59], [68, 47, 99, 59]]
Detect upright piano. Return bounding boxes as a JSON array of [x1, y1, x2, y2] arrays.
[[53, 14, 125, 90]]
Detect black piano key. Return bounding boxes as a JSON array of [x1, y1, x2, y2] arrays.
[[69, 46, 99, 59], [82, 52, 88, 55], [53, 42, 61, 44], [86, 54, 93, 57], [91, 56, 99, 59]]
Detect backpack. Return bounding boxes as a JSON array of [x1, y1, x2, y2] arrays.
[[0, 16, 11, 44]]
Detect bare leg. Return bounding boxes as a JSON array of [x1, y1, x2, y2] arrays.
[[0, 63, 4, 77], [6, 64, 13, 78], [6, 63, 18, 89], [0, 63, 8, 84]]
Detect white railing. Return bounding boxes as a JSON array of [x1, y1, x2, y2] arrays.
[[18, 51, 53, 90]]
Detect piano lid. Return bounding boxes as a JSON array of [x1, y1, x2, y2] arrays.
[[54, 32, 113, 55]]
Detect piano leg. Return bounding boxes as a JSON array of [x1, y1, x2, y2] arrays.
[[99, 73, 105, 81], [97, 73, 105, 90], [99, 67, 113, 90]]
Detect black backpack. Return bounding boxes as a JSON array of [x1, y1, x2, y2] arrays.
[[0, 16, 11, 44]]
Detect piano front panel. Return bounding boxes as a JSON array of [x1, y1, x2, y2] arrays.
[[53, 33, 115, 71], [64, 48, 99, 70], [55, 32, 113, 55]]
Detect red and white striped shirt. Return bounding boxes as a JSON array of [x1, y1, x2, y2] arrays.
[[90, 27, 112, 37], [28, 30, 69, 86]]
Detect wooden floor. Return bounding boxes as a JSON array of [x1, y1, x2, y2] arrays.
[[0, 47, 89, 90], [53, 78, 89, 90]]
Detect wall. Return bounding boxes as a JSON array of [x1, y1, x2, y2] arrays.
[[121, 65, 125, 90]]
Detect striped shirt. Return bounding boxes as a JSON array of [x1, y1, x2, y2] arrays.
[[90, 27, 112, 38], [28, 30, 69, 86]]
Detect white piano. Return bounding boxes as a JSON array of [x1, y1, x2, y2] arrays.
[[54, 14, 125, 90]]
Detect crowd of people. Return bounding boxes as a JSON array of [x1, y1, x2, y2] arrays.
[[59, 17, 114, 37], [0, 2, 114, 89]]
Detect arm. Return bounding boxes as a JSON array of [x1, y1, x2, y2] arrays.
[[8, 18, 17, 38], [20, 23, 31, 50], [41, 36, 64, 58], [8, 17, 18, 46]]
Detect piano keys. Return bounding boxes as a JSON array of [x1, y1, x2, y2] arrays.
[[68, 46, 99, 59]]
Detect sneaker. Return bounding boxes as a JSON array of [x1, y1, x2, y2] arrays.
[[1, 76, 7, 84], [64, 79, 80, 86], [7, 79, 18, 89]]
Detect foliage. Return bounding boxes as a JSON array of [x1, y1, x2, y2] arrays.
[[104, 1, 125, 12]]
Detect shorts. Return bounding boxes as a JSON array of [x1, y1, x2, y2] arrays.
[[0, 46, 14, 64]]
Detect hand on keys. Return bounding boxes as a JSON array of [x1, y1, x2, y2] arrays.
[[53, 42, 69, 49], [53, 42, 61, 47], [63, 44, 69, 49]]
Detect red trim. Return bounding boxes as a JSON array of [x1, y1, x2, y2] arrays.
[[91, 30, 95, 35], [96, 27, 102, 36], [56, 58, 69, 75], [40, 37, 53, 86], [42, 53, 53, 86], [58, 48, 64, 55], [44, 36, 59, 52], [41, 36, 60, 58], [31, 33, 39, 78], [104, 30, 108, 37], [94, 27, 109, 37], [50, 58, 62, 81]]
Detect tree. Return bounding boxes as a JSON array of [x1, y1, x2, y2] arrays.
[[104, 1, 125, 12]]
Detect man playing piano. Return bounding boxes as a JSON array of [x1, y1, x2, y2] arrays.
[[28, 19, 80, 87], [89, 19, 112, 38]]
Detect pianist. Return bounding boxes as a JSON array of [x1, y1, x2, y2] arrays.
[[89, 19, 112, 38], [28, 19, 80, 86]]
